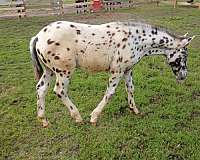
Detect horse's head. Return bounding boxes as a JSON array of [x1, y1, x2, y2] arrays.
[[165, 36, 195, 82]]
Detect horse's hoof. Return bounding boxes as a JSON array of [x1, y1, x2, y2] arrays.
[[38, 117, 49, 127], [129, 107, 140, 115], [138, 112, 145, 117], [42, 121, 49, 128], [76, 120, 84, 125], [90, 121, 97, 126]]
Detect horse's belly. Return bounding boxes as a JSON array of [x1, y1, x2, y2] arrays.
[[77, 52, 111, 72]]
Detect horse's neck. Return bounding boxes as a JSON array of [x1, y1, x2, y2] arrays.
[[129, 26, 177, 58]]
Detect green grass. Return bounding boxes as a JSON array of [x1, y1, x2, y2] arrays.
[[0, 4, 200, 160]]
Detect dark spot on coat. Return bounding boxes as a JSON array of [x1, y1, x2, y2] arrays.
[[159, 39, 164, 44], [152, 38, 156, 41], [55, 42, 60, 46], [122, 38, 128, 42], [42, 58, 47, 64], [57, 94, 62, 98], [56, 68, 61, 73], [44, 28, 47, 32], [122, 44, 126, 49], [76, 30, 81, 35], [67, 48, 70, 51], [41, 81, 44, 86], [70, 24, 75, 28], [148, 50, 152, 54], [54, 56, 60, 60], [47, 39, 54, 45], [37, 49, 41, 55], [61, 90, 64, 95], [36, 84, 40, 90]]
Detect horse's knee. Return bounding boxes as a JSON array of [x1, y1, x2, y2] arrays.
[[53, 84, 65, 99]]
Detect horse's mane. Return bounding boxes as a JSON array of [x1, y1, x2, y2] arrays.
[[116, 21, 183, 39]]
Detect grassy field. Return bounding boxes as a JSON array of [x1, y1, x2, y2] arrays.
[[0, 4, 200, 160]]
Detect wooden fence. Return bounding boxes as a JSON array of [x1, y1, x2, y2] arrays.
[[0, 0, 160, 18]]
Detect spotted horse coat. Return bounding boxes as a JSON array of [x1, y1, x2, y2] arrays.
[[30, 21, 194, 127]]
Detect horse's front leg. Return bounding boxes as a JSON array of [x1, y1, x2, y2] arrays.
[[124, 70, 139, 114], [90, 72, 123, 125]]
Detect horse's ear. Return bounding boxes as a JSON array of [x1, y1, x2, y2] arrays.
[[178, 36, 195, 48], [183, 33, 189, 37]]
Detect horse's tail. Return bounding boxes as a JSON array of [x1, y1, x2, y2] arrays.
[[29, 36, 43, 82]]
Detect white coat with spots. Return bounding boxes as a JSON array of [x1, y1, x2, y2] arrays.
[[30, 21, 194, 126]]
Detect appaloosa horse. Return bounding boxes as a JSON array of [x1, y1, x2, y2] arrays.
[[30, 21, 194, 127]]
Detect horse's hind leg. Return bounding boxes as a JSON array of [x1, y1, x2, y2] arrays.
[[124, 70, 139, 114], [36, 67, 53, 127], [54, 73, 83, 123], [90, 72, 123, 124]]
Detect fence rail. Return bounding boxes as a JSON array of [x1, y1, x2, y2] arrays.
[[0, 0, 160, 19]]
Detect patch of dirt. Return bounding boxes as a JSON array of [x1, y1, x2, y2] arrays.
[[136, 139, 147, 151], [160, 114, 171, 119], [149, 94, 162, 104], [192, 91, 200, 100], [0, 85, 16, 95], [190, 111, 200, 119], [9, 97, 24, 105], [167, 153, 184, 160], [174, 121, 190, 132]]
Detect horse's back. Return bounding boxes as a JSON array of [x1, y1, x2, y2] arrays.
[[35, 21, 122, 72]]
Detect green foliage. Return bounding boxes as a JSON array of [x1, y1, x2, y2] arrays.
[[0, 5, 200, 160]]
